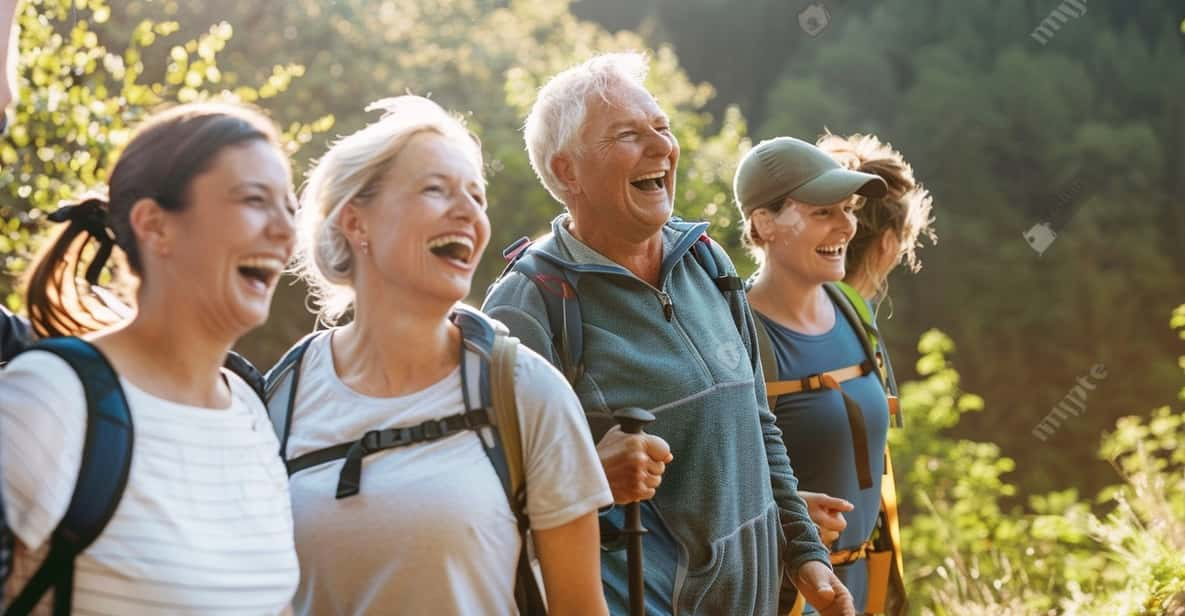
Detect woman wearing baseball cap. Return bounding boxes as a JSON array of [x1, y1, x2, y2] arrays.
[[734, 137, 904, 615]]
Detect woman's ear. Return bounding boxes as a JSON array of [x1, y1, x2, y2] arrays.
[[750, 208, 776, 246], [128, 197, 171, 257], [338, 201, 368, 249]]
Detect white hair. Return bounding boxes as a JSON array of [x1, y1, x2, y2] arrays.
[[523, 51, 650, 203], [292, 95, 482, 324]]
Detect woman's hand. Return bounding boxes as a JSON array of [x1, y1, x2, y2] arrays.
[[799, 490, 853, 545], [533, 511, 609, 616]]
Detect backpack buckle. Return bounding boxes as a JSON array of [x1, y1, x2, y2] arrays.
[[420, 418, 446, 440], [360, 430, 381, 453]]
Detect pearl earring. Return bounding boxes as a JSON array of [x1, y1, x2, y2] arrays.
[[361, 239, 370, 255]]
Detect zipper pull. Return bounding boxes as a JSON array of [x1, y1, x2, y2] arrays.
[[661, 293, 674, 321]]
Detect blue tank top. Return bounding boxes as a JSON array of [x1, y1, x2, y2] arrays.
[[756, 298, 890, 614]]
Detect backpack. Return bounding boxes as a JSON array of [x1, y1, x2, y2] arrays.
[[262, 304, 546, 615], [755, 282, 907, 616], [0, 336, 266, 616], [0, 308, 33, 364], [497, 227, 747, 386]]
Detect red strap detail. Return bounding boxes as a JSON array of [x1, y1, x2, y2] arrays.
[[533, 274, 576, 300]]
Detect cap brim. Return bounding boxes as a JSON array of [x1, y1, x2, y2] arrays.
[[788, 168, 888, 205]]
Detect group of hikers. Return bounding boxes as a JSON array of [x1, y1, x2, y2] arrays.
[[0, 38, 936, 616]]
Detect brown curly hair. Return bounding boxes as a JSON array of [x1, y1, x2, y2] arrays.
[[816, 132, 936, 295]]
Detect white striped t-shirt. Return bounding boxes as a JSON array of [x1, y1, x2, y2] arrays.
[[0, 349, 299, 615]]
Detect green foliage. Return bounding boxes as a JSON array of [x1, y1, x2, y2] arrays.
[[749, 0, 1185, 502], [0, 0, 329, 309], [101, 0, 751, 365], [899, 306, 1185, 614]]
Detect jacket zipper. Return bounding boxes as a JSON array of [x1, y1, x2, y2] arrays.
[[641, 280, 714, 381]]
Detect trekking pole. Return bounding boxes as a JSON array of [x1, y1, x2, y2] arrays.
[[614, 407, 656, 616]]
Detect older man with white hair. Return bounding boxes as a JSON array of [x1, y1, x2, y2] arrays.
[[483, 52, 852, 616]]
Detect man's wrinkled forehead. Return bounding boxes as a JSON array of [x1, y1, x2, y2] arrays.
[[588, 82, 670, 127]]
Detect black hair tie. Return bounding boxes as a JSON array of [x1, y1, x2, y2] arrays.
[[48, 197, 115, 285]]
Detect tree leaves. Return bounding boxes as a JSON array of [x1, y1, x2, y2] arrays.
[[1, 0, 330, 310]]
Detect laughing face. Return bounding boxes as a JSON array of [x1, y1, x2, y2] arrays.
[[564, 80, 679, 239], [761, 197, 859, 285], [348, 131, 489, 306], [162, 139, 296, 335]]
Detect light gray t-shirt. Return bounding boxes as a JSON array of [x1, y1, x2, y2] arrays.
[[287, 332, 612, 616]]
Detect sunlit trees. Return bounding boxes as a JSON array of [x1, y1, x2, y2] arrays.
[[1, 0, 329, 308]]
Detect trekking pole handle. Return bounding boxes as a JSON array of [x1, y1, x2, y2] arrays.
[[614, 407, 655, 436], [613, 407, 655, 616]]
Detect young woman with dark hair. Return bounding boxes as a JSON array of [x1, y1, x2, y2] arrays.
[[0, 102, 299, 614]]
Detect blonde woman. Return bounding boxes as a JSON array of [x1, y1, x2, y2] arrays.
[[816, 132, 936, 302], [273, 96, 611, 615]]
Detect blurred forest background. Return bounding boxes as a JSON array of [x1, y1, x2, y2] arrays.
[[1, 0, 1183, 613]]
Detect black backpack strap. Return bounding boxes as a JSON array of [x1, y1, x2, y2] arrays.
[[690, 233, 745, 293], [287, 409, 494, 497], [263, 332, 321, 461], [688, 233, 751, 354], [0, 307, 34, 366], [5, 338, 134, 616], [500, 238, 585, 384], [223, 351, 265, 404]]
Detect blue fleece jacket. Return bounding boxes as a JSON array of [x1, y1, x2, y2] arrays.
[[482, 215, 828, 615]]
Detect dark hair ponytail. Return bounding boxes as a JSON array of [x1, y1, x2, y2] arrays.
[[22, 102, 280, 338]]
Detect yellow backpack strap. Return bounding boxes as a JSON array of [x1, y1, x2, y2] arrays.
[[874, 441, 909, 615], [491, 332, 524, 510], [754, 318, 781, 410]]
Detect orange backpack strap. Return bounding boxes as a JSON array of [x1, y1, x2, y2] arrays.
[[763, 356, 879, 491]]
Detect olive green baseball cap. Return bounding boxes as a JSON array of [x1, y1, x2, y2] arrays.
[[733, 136, 888, 214]]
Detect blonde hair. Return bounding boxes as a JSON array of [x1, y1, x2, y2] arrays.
[[816, 132, 936, 294], [524, 52, 649, 203], [292, 96, 483, 324]]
